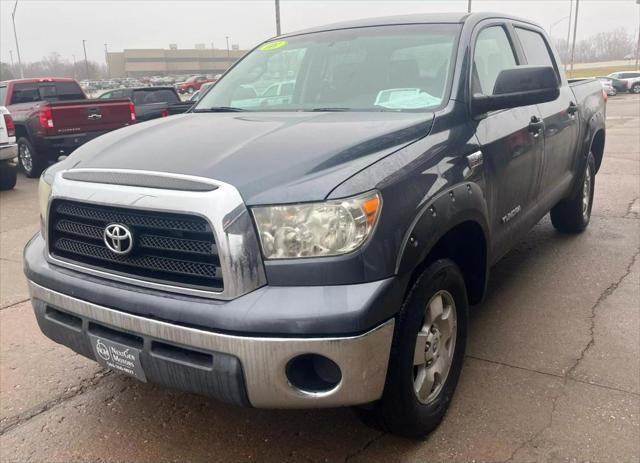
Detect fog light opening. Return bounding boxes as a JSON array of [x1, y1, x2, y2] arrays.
[[286, 354, 342, 394]]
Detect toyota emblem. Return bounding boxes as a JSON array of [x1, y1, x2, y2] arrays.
[[103, 223, 134, 255]]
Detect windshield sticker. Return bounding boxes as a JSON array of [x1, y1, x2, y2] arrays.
[[374, 88, 442, 109], [259, 40, 288, 51]]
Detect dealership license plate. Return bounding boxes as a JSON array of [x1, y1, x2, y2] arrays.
[[89, 335, 147, 382]]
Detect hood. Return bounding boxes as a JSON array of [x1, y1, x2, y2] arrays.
[[65, 111, 434, 205]]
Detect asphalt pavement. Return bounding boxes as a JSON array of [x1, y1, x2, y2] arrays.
[[0, 94, 638, 462]]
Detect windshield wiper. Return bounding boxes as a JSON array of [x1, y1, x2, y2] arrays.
[[309, 107, 351, 112], [193, 106, 247, 113]]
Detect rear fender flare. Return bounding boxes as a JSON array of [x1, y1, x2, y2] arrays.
[[570, 113, 605, 198]]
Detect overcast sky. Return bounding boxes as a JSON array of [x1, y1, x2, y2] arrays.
[[1, 0, 638, 65]]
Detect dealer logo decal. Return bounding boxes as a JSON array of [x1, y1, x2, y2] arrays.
[[96, 339, 110, 361]]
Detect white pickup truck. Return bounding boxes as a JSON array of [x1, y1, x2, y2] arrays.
[[0, 106, 17, 190]]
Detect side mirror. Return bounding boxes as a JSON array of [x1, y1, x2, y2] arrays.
[[472, 66, 560, 116]]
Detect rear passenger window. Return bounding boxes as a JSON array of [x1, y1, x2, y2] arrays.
[[11, 84, 41, 104], [515, 27, 555, 70], [473, 26, 518, 95]]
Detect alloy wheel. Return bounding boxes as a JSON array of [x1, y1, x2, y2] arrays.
[[582, 162, 592, 221], [413, 290, 458, 404], [19, 144, 33, 175]]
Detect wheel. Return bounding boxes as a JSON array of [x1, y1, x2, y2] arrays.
[[355, 259, 468, 439], [17, 137, 46, 178], [550, 151, 596, 233], [631, 83, 640, 94], [0, 162, 17, 191]]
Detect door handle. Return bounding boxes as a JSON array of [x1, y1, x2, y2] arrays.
[[528, 116, 543, 137], [567, 102, 578, 116]]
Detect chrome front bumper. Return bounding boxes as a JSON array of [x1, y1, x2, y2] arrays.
[[0, 143, 17, 161], [29, 281, 394, 408]]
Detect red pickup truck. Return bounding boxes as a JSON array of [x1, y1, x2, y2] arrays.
[[0, 78, 135, 177]]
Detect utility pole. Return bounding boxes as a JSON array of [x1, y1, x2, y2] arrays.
[[275, 0, 281, 35], [635, 0, 640, 70], [104, 43, 110, 78], [11, 1, 24, 78], [72, 54, 77, 79], [82, 39, 90, 80], [564, 0, 573, 71], [226, 36, 230, 58], [467, 0, 471, 13], [569, 0, 579, 75]]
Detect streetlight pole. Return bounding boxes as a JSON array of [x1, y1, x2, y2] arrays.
[[275, 0, 281, 35], [72, 54, 77, 79], [104, 43, 110, 78], [569, 0, 580, 75], [225, 36, 230, 58], [82, 39, 90, 80], [11, 0, 24, 78], [467, 0, 471, 13], [565, 0, 573, 71]]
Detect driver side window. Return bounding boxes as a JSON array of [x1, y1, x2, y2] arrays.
[[473, 26, 518, 96]]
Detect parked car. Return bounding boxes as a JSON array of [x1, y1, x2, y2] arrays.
[[176, 75, 215, 94], [26, 13, 606, 438], [597, 75, 627, 94], [596, 77, 617, 96], [607, 70, 640, 93], [99, 87, 193, 121], [0, 106, 17, 190], [0, 78, 135, 177]]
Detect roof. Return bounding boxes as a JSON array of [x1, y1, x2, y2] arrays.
[[278, 12, 539, 39], [1, 77, 78, 86], [127, 86, 176, 91]]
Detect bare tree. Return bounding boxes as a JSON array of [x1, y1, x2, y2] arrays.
[[551, 28, 634, 64], [6, 55, 106, 80]]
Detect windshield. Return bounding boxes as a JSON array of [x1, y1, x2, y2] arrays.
[[194, 24, 460, 112]]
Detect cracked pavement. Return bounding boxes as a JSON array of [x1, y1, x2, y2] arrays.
[[1, 95, 638, 462]]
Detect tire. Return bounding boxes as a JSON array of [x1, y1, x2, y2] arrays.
[[17, 137, 46, 178], [550, 151, 596, 233], [0, 162, 17, 191], [631, 83, 640, 94], [355, 259, 468, 439]]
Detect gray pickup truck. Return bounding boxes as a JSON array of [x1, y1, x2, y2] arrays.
[[25, 13, 606, 438]]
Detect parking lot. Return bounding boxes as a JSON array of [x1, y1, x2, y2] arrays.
[[0, 94, 638, 462]]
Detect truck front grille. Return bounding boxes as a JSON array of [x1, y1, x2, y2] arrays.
[[48, 200, 223, 292]]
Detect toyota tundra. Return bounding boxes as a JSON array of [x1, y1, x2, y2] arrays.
[[24, 13, 606, 438]]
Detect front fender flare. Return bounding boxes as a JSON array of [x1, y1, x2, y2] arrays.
[[396, 181, 490, 277]]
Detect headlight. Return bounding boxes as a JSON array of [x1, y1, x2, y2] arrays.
[[252, 191, 381, 259], [38, 172, 53, 233]]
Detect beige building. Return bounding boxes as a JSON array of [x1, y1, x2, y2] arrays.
[[106, 47, 248, 77]]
